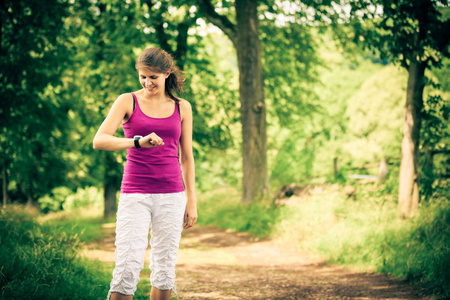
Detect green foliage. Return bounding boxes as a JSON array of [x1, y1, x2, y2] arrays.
[[344, 65, 406, 164], [38, 186, 72, 213], [183, 31, 239, 152], [38, 186, 103, 213], [195, 148, 242, 192], [63, 186, 104, 211], [348, 0, 450, 69], [40, 209, 106, 244], [0, 0, 76, 202], [261, 16, 321, 128], [272, 182, 449, 299], [268, 41, 406, 185], [269, 126, 315, 186], [65, 0, 143, 192], [379, 201, 450, 297], [420, 66, 450, 201], [0, 206, 109, 299], [197, 187, 280, 238]]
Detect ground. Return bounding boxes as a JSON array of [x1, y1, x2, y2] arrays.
[[83, 224, 431, 300]]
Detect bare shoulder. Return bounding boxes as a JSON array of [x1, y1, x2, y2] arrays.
[[116, 93, 134, 106], [108, 93, 134, 122], [178, 98, 192, 122], [113, 93, 133, 113], [178, 98, 192, 112]]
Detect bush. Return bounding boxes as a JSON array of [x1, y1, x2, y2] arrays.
[[63, 186, 103, 211], [38, 186, 103, 213], [0, 206, 109, 299], [380, 202, 450, 297], [272, 183, 449, 299], [38, 186, 72, 213], [197, 187, 280, 239]]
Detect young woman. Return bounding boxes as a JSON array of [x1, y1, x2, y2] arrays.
[[93, 47, 198, 300]]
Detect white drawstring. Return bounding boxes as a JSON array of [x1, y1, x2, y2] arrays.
[[106, 289, 111, 300]]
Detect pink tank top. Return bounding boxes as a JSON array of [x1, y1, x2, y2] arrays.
[[120, 92, 184, 193]]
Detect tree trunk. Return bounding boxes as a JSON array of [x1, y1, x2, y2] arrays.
[[175, 17, 192, 70], [398, 58, 426, 218], [235, 0, 269, 204], [333, 157, 338, 180], [103, 180, 117, 219], [2, 166, 7, 208], [103, 152, 119, 219], [194, 0, 269, 204]]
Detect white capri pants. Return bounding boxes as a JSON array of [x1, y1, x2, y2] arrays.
[[107, 192, 186, 299]]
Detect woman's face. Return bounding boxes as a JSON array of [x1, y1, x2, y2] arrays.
[[138, 68, 169, 97]]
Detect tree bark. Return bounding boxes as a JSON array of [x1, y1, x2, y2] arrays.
[[235, 0, 268, 204], [103, 180, 117, 219], [175, 16, 192, 70], [195, 0, 269, 204], [2, 166, 7, 208], [398, 0, 430, 219], [103, 152, 119, 219], [333, 157, 338, 180], [398, 57, 426, 219]]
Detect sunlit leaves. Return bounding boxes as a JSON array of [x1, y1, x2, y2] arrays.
[[0, 0, 75, 201]]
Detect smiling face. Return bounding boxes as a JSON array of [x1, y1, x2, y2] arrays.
[[138, 68, 169, 97]]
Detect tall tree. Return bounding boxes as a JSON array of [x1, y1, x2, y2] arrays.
[[66, 0, 142, 218], [380, 0, 447, 218], [343, 0, 450, 217], [0, 0, 74, 205], [195, 0, 269, 204], [394, 0, 449, 218]]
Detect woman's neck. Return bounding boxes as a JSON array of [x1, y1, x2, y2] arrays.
[[140, 89, 169, 103]]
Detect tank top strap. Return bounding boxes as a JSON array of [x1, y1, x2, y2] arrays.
[[131, 92, 139, 112]]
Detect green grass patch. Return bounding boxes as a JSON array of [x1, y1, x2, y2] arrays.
[[273, 183, 450, 299], [197, 182, 449, 298], [38, 206, 110, 244], [0, 205, 110, 299], [197, 187, 280, 239]]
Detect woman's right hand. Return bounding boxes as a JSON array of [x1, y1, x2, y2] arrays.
[[140, 132, 164, 148]]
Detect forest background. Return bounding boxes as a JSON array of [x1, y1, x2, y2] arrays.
[[0, 0, 449, 299]]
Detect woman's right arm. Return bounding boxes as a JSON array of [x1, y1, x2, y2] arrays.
[[93, 94, 165, 151], [92, 94, 135, 151]]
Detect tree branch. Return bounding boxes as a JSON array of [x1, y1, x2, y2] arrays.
[[194, 0, 237, 47]]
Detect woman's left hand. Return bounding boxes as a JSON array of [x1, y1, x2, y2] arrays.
[[183, 200, 197, 229]]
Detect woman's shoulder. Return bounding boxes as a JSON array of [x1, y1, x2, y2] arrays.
[[113, 93, 134, 107], [116, 92, 134, 102], [177, 98, 192, 111]]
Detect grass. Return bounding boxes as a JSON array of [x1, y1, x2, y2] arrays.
[[1, 205, 182, 300], [0, 205, 110, 300], [197, 187, 280, 239], [2, 182, 447, 299], [197, 183, 449, 299], [38, 206, 110, 244]]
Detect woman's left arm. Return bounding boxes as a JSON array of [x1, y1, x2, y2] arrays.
[[179, 99, 198, 229]]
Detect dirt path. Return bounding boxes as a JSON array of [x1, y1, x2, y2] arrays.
[[83, 224, 431, 300]]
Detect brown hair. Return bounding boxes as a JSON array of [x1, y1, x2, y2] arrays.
[[135, 48, 185, 103]]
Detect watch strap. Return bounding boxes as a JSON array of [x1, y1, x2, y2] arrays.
[[134, 136, 142, 148]]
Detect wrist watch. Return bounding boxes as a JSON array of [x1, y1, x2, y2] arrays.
[[133, 135, 143, 148]]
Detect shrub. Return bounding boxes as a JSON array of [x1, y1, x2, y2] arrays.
[[37, 186, 72, 213], [197, 187, 280, 239], [38, 186, 103, 214], [0, 206, 109, 299], [63, 186, 103, 211]]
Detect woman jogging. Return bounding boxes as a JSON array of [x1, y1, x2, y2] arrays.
[[93, 47, 197, 300]]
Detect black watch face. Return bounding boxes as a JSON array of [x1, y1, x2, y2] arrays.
[[134, 136, 141, 148]]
